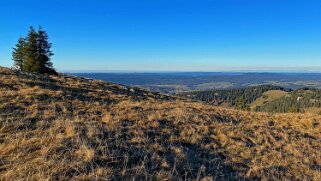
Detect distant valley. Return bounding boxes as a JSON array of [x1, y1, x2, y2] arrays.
[[75, 72, 321, 114], [75, 72, 321, 94]]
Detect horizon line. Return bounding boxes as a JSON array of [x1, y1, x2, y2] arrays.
[[64, 70, 321, 74]]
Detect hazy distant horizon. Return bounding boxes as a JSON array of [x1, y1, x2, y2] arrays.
[[73, 70, 321, 93], [63, 66, 321, 73]]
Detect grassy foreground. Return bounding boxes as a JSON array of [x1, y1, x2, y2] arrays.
[[0, 67, 320, 180]]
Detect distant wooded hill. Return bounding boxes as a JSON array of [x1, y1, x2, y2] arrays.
[[179, 85, 321, 114], [256, 88, 321, 113], [178, 85, 291, 109]]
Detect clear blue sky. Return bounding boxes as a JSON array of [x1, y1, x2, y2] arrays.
[[1, 0, 321, 72]]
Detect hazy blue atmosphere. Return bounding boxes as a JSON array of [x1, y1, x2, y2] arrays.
[[1, 0, 321, 72]]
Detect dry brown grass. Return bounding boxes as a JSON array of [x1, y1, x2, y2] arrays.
[[0, 66, 321, 180]]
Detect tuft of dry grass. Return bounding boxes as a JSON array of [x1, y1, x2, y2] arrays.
[[76, 146, 95, 162]]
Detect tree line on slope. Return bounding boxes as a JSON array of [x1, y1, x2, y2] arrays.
[[255, 88, 321, 113], [178, 85, 291, 110]]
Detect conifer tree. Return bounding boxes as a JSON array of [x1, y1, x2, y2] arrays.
[[236, 96, 244, 110], [12, 37, 27, 70], [37, 26, 55, 74], [23, 27, 40, 73]]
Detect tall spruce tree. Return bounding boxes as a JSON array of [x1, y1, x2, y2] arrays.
[[12, 26, 56, 74], [12, 37, 27, 70], [23, 27, 40, 73], [37, 26, 55, 74]]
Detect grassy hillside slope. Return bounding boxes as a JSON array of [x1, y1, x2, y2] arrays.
[[1, 67, 321, 180], [250, 90, 288, 110]]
